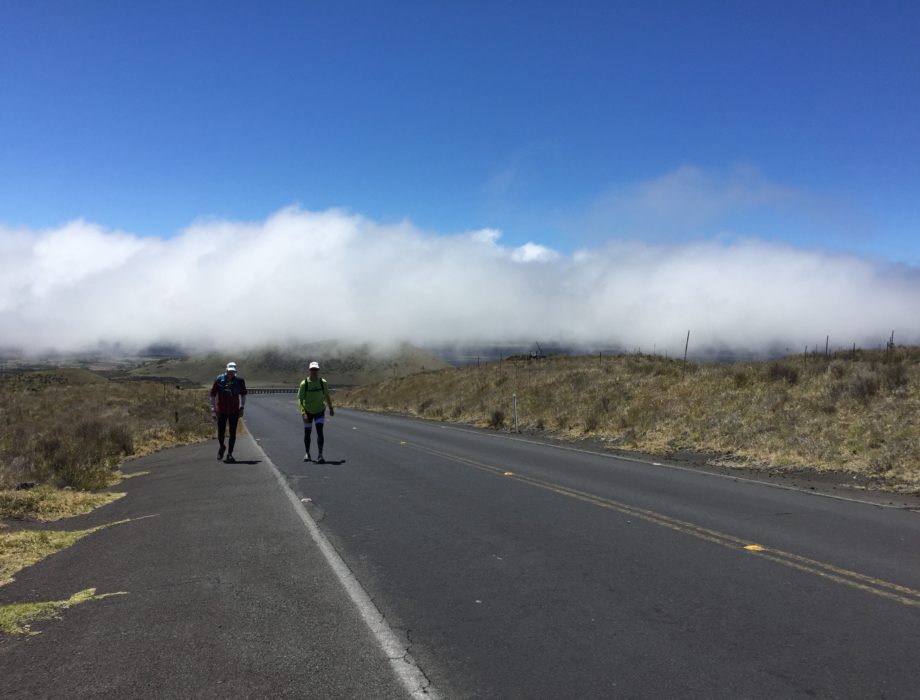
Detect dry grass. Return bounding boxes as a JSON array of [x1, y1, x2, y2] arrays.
[[0, 369, 213, 516], [0, 517, 139, 589], [0, 488, 125, 522], [0, 527, 93, 587], [0, 370, 192, 627], [338, 348, 920, 492]]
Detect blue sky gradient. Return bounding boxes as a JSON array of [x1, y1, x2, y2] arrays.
[[2, 1, 918, 262], [2, 2, 920, 354]]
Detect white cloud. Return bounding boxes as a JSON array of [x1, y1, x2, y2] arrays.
[[1, 206, 917, 355], [511, 242, 559, 263]]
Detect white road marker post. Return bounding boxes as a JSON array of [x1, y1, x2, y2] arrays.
[[513, 393, 520, 433]]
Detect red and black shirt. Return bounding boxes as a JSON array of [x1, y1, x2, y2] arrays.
[[210, 373, 247, 415]]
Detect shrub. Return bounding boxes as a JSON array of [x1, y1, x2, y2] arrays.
[[0, 455, 34, 489], [767, 362, 799, 385], [75, 418, 105, 446], [828, 360, 848, 380], [884, 362, 909, 391], [825, 381, 847, 405], [37, 435, 64, 465], [488, 410, 505, 429], [106, 424, 135, 455], [55, 459, 112, 491], [848, 370, 880, 403]]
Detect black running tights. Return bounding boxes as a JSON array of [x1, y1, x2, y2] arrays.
[[304, 424, 324, 454], [217, 414, 239, 453]]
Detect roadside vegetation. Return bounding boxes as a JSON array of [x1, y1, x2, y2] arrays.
[[1, 369, 211, 615], [0, 526, 99, 587], [338, 348, 920, 493], [0, 368, 213, 518], [0, 366, 205, 636], [0, 587, 128, 635]]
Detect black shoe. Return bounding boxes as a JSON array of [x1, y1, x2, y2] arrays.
[[225, 454, 235, 463], [218, 445, 226, 460], [303, 453, 311, 462], [317, 454, 325, 464]]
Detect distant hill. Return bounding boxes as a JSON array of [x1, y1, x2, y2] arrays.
[[0, 367, 111, 389], [129, 342, 451, 387]]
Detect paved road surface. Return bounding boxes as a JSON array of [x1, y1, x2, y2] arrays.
[[4, 396, 919, 699], [245, 396, 920, 699], [0, 439, 411, 699]]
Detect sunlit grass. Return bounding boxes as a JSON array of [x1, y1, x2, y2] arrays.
[[0, 517, 139, 588], [0, 588, 128, 635], [0, 527, 92, 587], [0, 487, 125, 522], [339, 348, 920, 492]]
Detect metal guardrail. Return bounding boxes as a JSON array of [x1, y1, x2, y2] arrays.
[[247, 387, 299, 394]]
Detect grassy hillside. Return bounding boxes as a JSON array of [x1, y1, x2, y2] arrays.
[[338, 348, 920, 493], [0, 342, 448, 499], [130, 342, 450, 387], [4, 368, 111, 387], [0, 369, 212, 492]]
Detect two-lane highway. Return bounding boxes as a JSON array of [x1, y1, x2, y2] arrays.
[[245, 396, 920, 698]]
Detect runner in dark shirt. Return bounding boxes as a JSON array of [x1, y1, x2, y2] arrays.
[[209, 362, 247, 462]]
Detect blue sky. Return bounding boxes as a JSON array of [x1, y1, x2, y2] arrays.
[[3, 2, 920, 355], [2, 1, 918, 264]]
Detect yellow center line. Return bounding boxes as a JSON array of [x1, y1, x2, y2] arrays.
[[373, 429, 920, 609]]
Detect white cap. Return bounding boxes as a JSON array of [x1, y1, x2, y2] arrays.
[[226, 362, 238, 373], [309, 361, 320, 370]]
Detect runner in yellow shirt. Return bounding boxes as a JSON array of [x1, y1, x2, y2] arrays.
[[297, 361, 334, 463]]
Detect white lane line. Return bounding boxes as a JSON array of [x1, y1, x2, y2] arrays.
[[246, 432, 439, 700]]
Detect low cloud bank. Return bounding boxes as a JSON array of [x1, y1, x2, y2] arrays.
[[1, 207, 916, 356]]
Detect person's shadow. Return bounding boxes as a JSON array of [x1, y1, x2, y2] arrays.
[[225, 459, 263, 465], [315, 459, 347, 466]]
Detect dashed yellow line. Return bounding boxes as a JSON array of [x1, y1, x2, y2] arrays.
[[370, 430, 920, 609]]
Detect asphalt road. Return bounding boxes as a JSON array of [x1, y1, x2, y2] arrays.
[[0, 439, 410, 700], [245, 395, 920, 699]]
